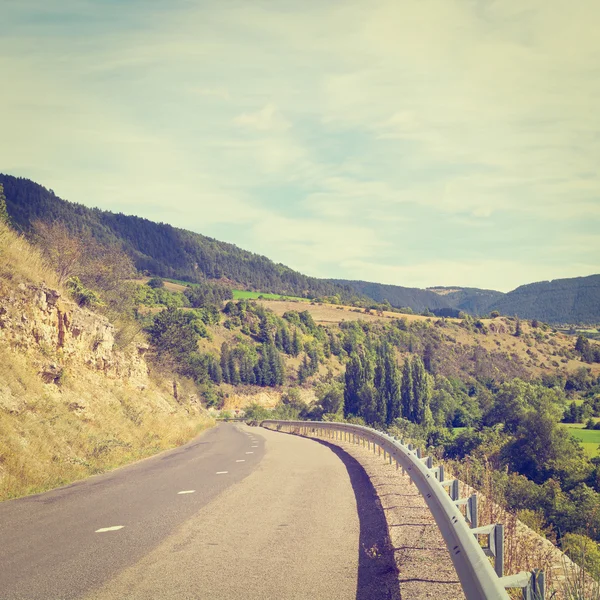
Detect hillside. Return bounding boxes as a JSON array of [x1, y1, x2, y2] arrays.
[[335, 277, 600, 324], [333, 279, 505, 316], [329, 279, 452, 312], [253, 298, 600, 381], [489, 275, 600, 324], [428, 286, 505, 315], [0, 220, 213, 500], [0, 174, 361, 302]]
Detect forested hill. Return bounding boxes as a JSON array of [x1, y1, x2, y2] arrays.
[[0, 174, 362, 301], [331, 279, 504, 316], [329, 279, 453, 312], [489, 275, 600, 324], [337, 277, 600, 323]]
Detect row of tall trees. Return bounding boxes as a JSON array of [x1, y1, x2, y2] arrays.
[[344, 342, 432, 427], [220, 342, 285, 387]]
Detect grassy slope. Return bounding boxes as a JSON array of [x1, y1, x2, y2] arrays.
[[257, 299, 600, 378]]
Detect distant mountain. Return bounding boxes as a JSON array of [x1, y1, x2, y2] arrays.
[[488, 275, 600, 324], [428, 287, 505, 315], [329, 279, 452, 312], [331, 280, 504, 316], [0, 174, 363, 302]]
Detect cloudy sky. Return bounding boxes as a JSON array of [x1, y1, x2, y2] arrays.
[[1, 0, 599, 292]]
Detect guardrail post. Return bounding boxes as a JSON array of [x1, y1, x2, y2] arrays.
[[416, 448, 422, 459], [438, 465, 444, 483], [467, 494, 478, 529], [494, 524, 504, 578], [530, 569, 545, 600], [452, 479, 460, 501], [467, 494, 479, 529]]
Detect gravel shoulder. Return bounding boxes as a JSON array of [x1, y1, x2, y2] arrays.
[[311, 433, 466, 600]]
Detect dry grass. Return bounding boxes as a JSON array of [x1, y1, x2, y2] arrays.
[[0, 345, 213, 501], [444, 459, 579, 598], [255, 299, 444, 325], [0, 221, 59, 288]]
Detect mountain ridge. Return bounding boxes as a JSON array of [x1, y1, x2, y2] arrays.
[[1, 173, 598, 324]]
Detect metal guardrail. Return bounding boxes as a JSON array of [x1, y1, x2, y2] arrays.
[[261, 420, 545, 600]]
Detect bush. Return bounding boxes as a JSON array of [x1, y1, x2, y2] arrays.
[[147, 277, 164, 289], [562, 533, 600, 580], [66, 276, 103, 307]]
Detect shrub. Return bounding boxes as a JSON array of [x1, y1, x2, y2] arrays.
[[66, 276, 103, 307], [147, 277, 164, 289]]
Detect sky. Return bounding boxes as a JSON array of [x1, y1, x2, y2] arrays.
[[1, 0, 599, 293]]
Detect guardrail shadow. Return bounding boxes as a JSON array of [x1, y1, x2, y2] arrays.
[[313, 439, 402, 600]]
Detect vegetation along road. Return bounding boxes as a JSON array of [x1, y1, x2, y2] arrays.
[[0, 423, 400, 600]]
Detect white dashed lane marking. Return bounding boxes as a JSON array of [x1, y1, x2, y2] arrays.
[[236, 460, 246, 463], [178, 490, 196, 495], [95, 526, 124, 533], [216, 471, 228, 475], [246, 452, 254, 455]]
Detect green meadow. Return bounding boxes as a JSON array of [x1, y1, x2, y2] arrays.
[[564, 423, 600, 458], [232, 290, 308, 302]]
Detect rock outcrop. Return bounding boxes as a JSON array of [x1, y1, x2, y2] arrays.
[[0, 283, 148, 388]]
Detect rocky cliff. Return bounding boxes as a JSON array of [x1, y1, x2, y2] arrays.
[[0, 282, 150, 408]]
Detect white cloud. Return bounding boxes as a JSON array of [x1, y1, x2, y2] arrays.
[[234, 103, 290, 133]]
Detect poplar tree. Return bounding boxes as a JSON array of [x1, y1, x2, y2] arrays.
[[220, 343, 231, 383], [401, 357, 413, 420], [411, 356, 433, 426]]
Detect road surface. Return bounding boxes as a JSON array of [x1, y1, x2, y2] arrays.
[[0, 423, 400, 599]]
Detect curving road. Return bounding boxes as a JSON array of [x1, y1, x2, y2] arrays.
[[0, 423, 400, 600]]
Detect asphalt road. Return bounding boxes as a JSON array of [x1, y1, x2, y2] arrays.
[[0, 423, 400, 600]]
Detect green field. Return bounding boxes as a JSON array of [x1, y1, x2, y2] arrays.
[[563, 423, 600, 458], [232, 290, 308, 302]]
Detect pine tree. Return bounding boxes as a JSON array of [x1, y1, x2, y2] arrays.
[[220, 343, 231, 384], [0, 184, 9, 225], [292, 329, 302, 357], [229, 354, 241, 385], [423, 342, 434, 373]]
